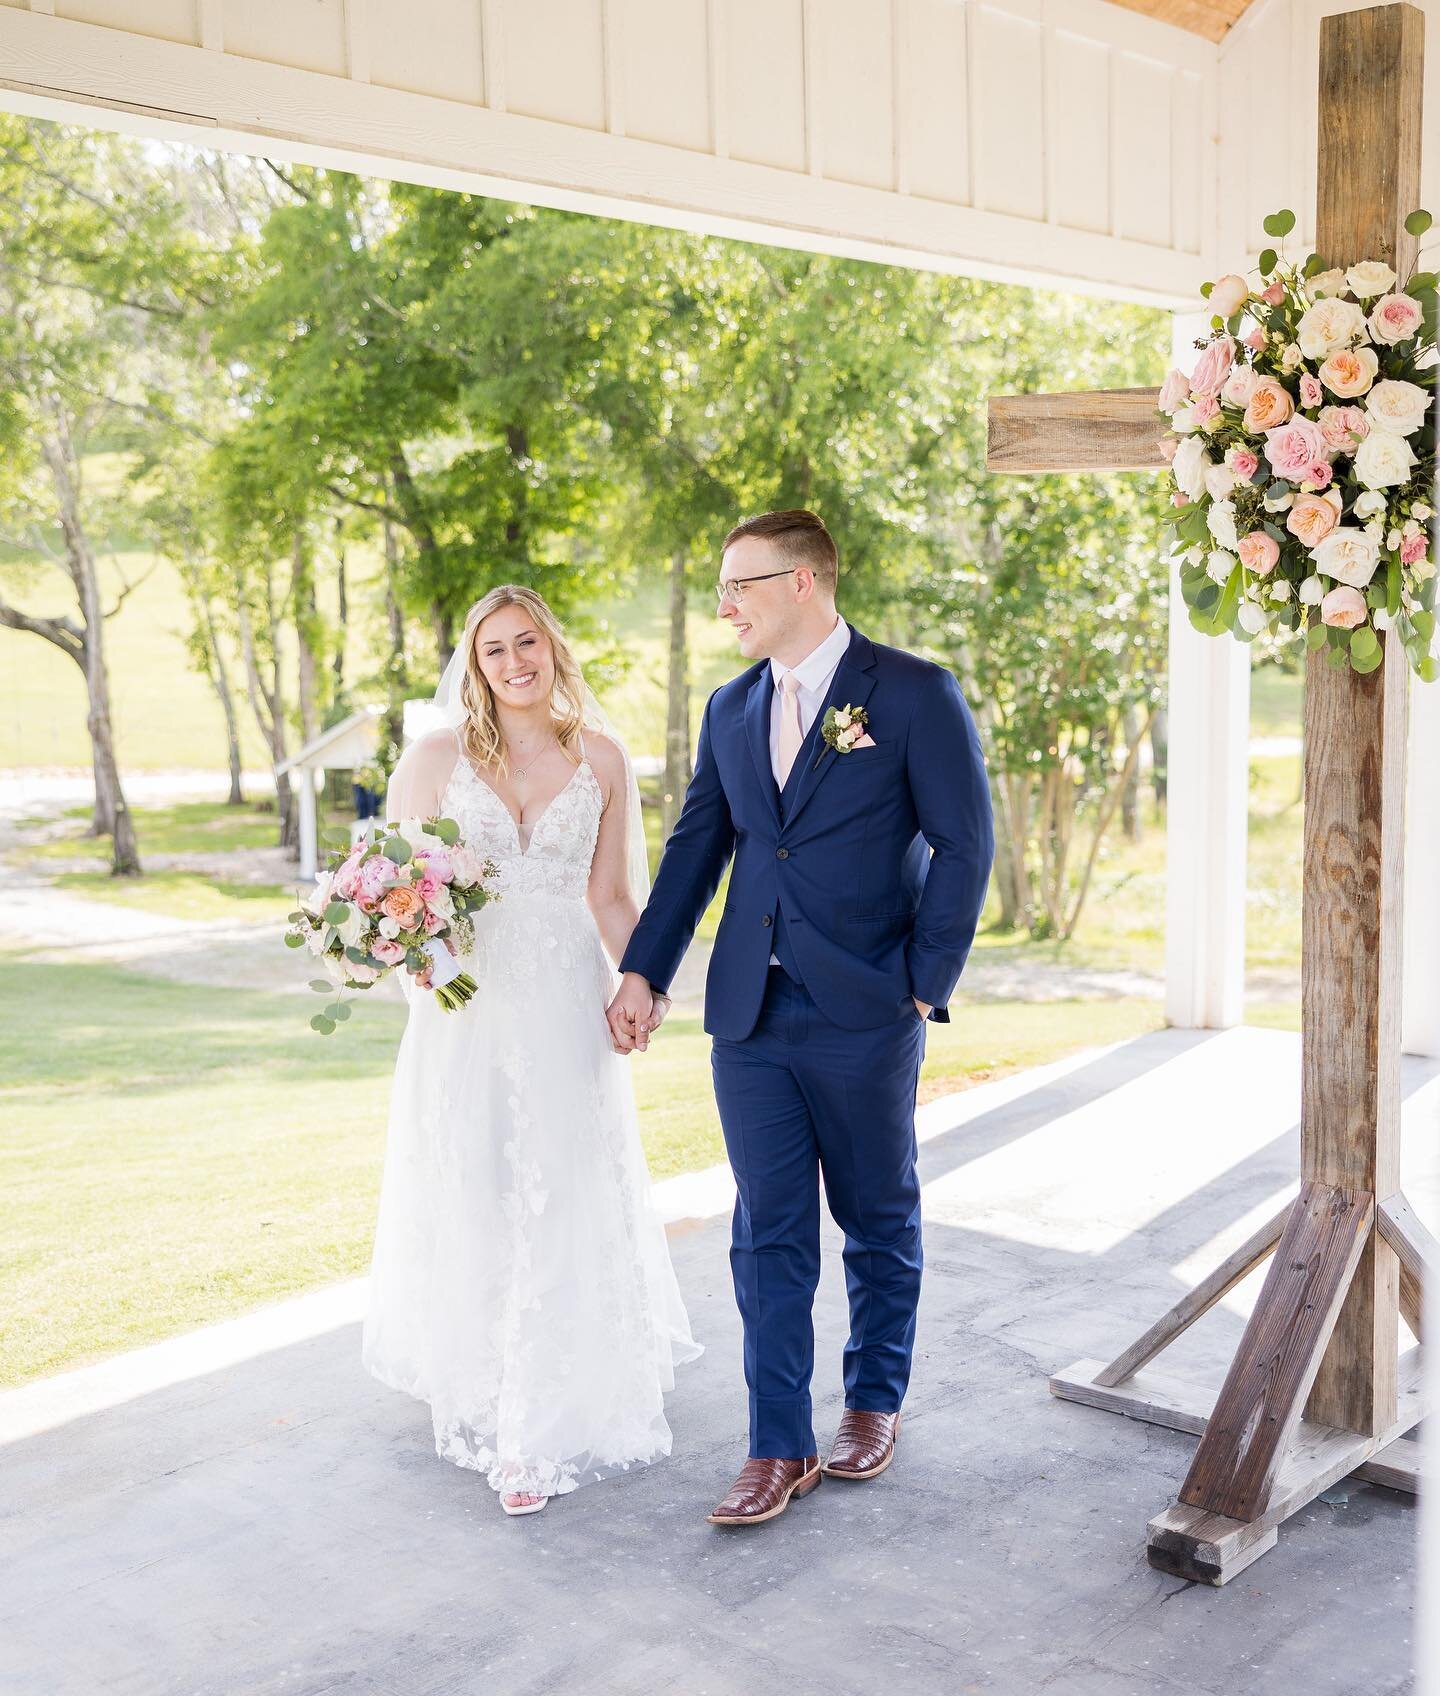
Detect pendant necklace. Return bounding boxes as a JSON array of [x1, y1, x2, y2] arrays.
[[511, 737, 557, 782]]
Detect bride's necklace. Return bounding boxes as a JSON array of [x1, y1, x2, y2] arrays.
[[509, 735, 558, 782]]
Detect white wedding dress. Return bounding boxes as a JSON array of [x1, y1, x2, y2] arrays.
[[361, 732, 702, 1499]]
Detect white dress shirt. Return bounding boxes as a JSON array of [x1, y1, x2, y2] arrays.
[[767, 614, 849, 963]]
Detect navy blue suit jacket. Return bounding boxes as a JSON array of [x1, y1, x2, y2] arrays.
[[620, 623, 996, 1042]]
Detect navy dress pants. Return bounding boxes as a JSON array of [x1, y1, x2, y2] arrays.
[[710, 965, 927, 1459]]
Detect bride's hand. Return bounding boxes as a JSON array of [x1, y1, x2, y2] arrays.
[[648, 992, 672, 1031]]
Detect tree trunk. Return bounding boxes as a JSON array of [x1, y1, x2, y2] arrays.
[[382, 508, 409, 754], [387, 447, 452, 665], [200, 592, 245, 806], [662, 549, 692, 840], [39, 420, 140, 874], [292, 526, 321, 747], [237, 578, 297, 850], [1120, 703, 1143, 842], [333, 518, 347, 697], [1149, 706, 1169, 808]]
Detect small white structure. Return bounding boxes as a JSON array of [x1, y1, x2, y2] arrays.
[[275, 706, 384, 880]]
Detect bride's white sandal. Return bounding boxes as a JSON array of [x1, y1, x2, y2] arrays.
[[500, 1490, 548, 1517]]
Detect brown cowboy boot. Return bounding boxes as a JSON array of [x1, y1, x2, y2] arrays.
[[705, 1454, 822, 1526], [821, 1410, 902, 1480]]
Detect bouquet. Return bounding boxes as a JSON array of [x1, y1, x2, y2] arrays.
[[284, 816, 499, 1034], [1160, 206, 1437, 682]]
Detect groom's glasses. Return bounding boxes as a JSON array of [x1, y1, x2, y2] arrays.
[[715, 567, 797, 606]]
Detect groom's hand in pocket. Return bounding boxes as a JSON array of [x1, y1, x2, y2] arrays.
[[607, 971, 657, 1054]]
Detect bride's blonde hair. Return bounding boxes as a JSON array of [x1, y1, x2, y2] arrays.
[[456, 585, 587, 778]]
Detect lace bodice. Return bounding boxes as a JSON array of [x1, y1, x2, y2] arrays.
[[441, 749, 601, 902]]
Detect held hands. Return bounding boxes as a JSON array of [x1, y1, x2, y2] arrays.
[[606, 971, 671, 1055]]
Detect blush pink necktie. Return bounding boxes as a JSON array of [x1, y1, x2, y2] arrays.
[[776, 670, 805, 789]]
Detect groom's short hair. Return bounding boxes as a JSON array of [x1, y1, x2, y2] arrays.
[[723, 509, 838, 593]]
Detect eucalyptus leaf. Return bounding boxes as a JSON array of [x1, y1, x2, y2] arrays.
[[1306, 624, 1329, 651], [384, 836, 411, 864], [1327, 645, 1349, 668], [1350, 626, 1378, 659], [1263, 209, 1296, 238], [1413, 609, 1436, 643], [434, 818, 461, 845], [1200, 279, 1214, 299], [1259, 247, 1278, 276], [284, 933, 305, 948], [1420, 655, 1439, 683], [330, 1003, 353, 1022], [1350, 647, 1382, 674], [324, 901, 350, 926], [1404, 208, 1433, 238], [308, 978, 333, 992], [310, 1013, 336, 1035]]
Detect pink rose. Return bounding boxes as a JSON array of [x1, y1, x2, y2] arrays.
[[1191, 393, 1220, 425], [1264, 416, 1329, 481], [1209, 275, 1250, 318], [1222, 365, 1258, 407], [1262, 281, 1286, 306], [1245, 328, 1267, 352], [1238, 531, 1280, 575], [1158, 436, 1178, 464], [423, 909, 446, 935], [1368, 291, 1424, 345], [345, 960, 382, 986], [1225, 447, 1259, 478], [372, 938, 406, 965], [1299, 372, 1323, 409], [1301, 461, 1332, 490], [1286, 493, 1342, 548], [1158, 368, 1191, 413], [1318, 404, 1368, 451], [1171, 492, 1189, 507], [1189, 335, 1235, 398], [1243, 377, 1293, 432], [416, 870, 443, 904], [1401, 532, 1429, 565], [1320, 585, 1368, 628]]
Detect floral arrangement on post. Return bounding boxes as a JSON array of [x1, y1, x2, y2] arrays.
[[1159, 207, 1437, 682], [284, 816, 499, 1034]]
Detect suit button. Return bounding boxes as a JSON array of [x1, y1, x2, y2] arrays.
[[761, 915, 772, 927], [776, 847, 789, 860]]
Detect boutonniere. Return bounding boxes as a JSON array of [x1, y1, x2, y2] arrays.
[[815, 703, 875, 766]]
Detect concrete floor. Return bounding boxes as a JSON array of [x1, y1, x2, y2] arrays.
[[2, 1026, 1436, 1696]]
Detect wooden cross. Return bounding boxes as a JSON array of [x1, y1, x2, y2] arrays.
[[986, 2, 1434, 1585]]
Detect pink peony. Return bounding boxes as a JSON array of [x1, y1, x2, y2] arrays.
[[1299, 372, 1324, 409], [417, 848, 453, 884], [1401, 532, 1429, 565], [416, 870, 444, 904], [356, 856, 395, 913], [1191, 393, 1220, 425], [1226, 447, 1260, 478], [1368, 291, 1424, 345], [1318, 404, 1368, 451], [1189, 334, 1235, 397], [372, 938, 406, 965], [1238, 531, 1280, 575], [1158, 367, 1191, 413], [1320, 584, 1368, 628], [1264, 416, 1329, 481], [423, 909, 446, 935], [333, 841, 367, 899]]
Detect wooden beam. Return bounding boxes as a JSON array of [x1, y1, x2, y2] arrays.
[[985, 387, 1167, 474], [1177, 1184, 1373, 1521], [1092, 1201, 1291, 1388], [1378, 1193, 1436, 1341]]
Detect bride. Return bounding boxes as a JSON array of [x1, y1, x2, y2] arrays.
[[361, 584, 702, 1515]]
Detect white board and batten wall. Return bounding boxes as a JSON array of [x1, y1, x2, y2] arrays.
[[0, 0, 1435, 1051]]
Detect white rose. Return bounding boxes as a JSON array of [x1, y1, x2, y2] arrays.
[[1171, 403, 1198, 434], [1388, 528, 1402, 550], [1299, 575, 1325, 605], [1309, 268, 1348, 298], [1346, 259, 1397, 299], [1263, 488, 1295, 514], [1414, 501, 1433, 521], [1279, 342, 1304, 372], [1209, 274, 1250, 318], [1353, 490, 1388, 520], [1297, 297, 1367, 359], [1312, 526, 1382, 588], [1365, 378, 1430, 436], [378, 914, 401, 940], [1270, 579, 1292, 602], [1237, 601, 1269, 634], [1204, 463, 1238, 501], [1206, 549, 1238, 585], [1354, 426, 1419, 489], [834, 709, 852, 729], [1171, 434, 1210, 502], [337, 905, 368, 949], [1206, 498, 1239, 552]]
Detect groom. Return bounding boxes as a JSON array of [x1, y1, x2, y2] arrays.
[[607, 509, 994, 1526]]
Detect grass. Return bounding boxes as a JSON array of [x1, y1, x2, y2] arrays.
[[1, 957, 1168, 1388]]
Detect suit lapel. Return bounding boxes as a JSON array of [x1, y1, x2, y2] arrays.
[[744, 663, 783, 832], [782, 626, 879, 832]]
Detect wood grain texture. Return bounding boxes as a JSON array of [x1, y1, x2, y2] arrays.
[[1177, 1183, 1373, 1521], [1299, 0, 1422, 1440], [985, 387, 1167, 474], [1092, 1201, 1291, 1388], [1149, 1345, 1425, 1581], [1101, 0, 1253, 46], [1379, 1193, 1436, 1341]]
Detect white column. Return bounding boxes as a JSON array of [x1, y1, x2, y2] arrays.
[[297, 765, 318, 881], [1403, 630, 1440, 1057], [1164, 310, 1252, 1030]]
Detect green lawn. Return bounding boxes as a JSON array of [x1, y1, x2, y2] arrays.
[[1, 957, 1169, 1388]]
